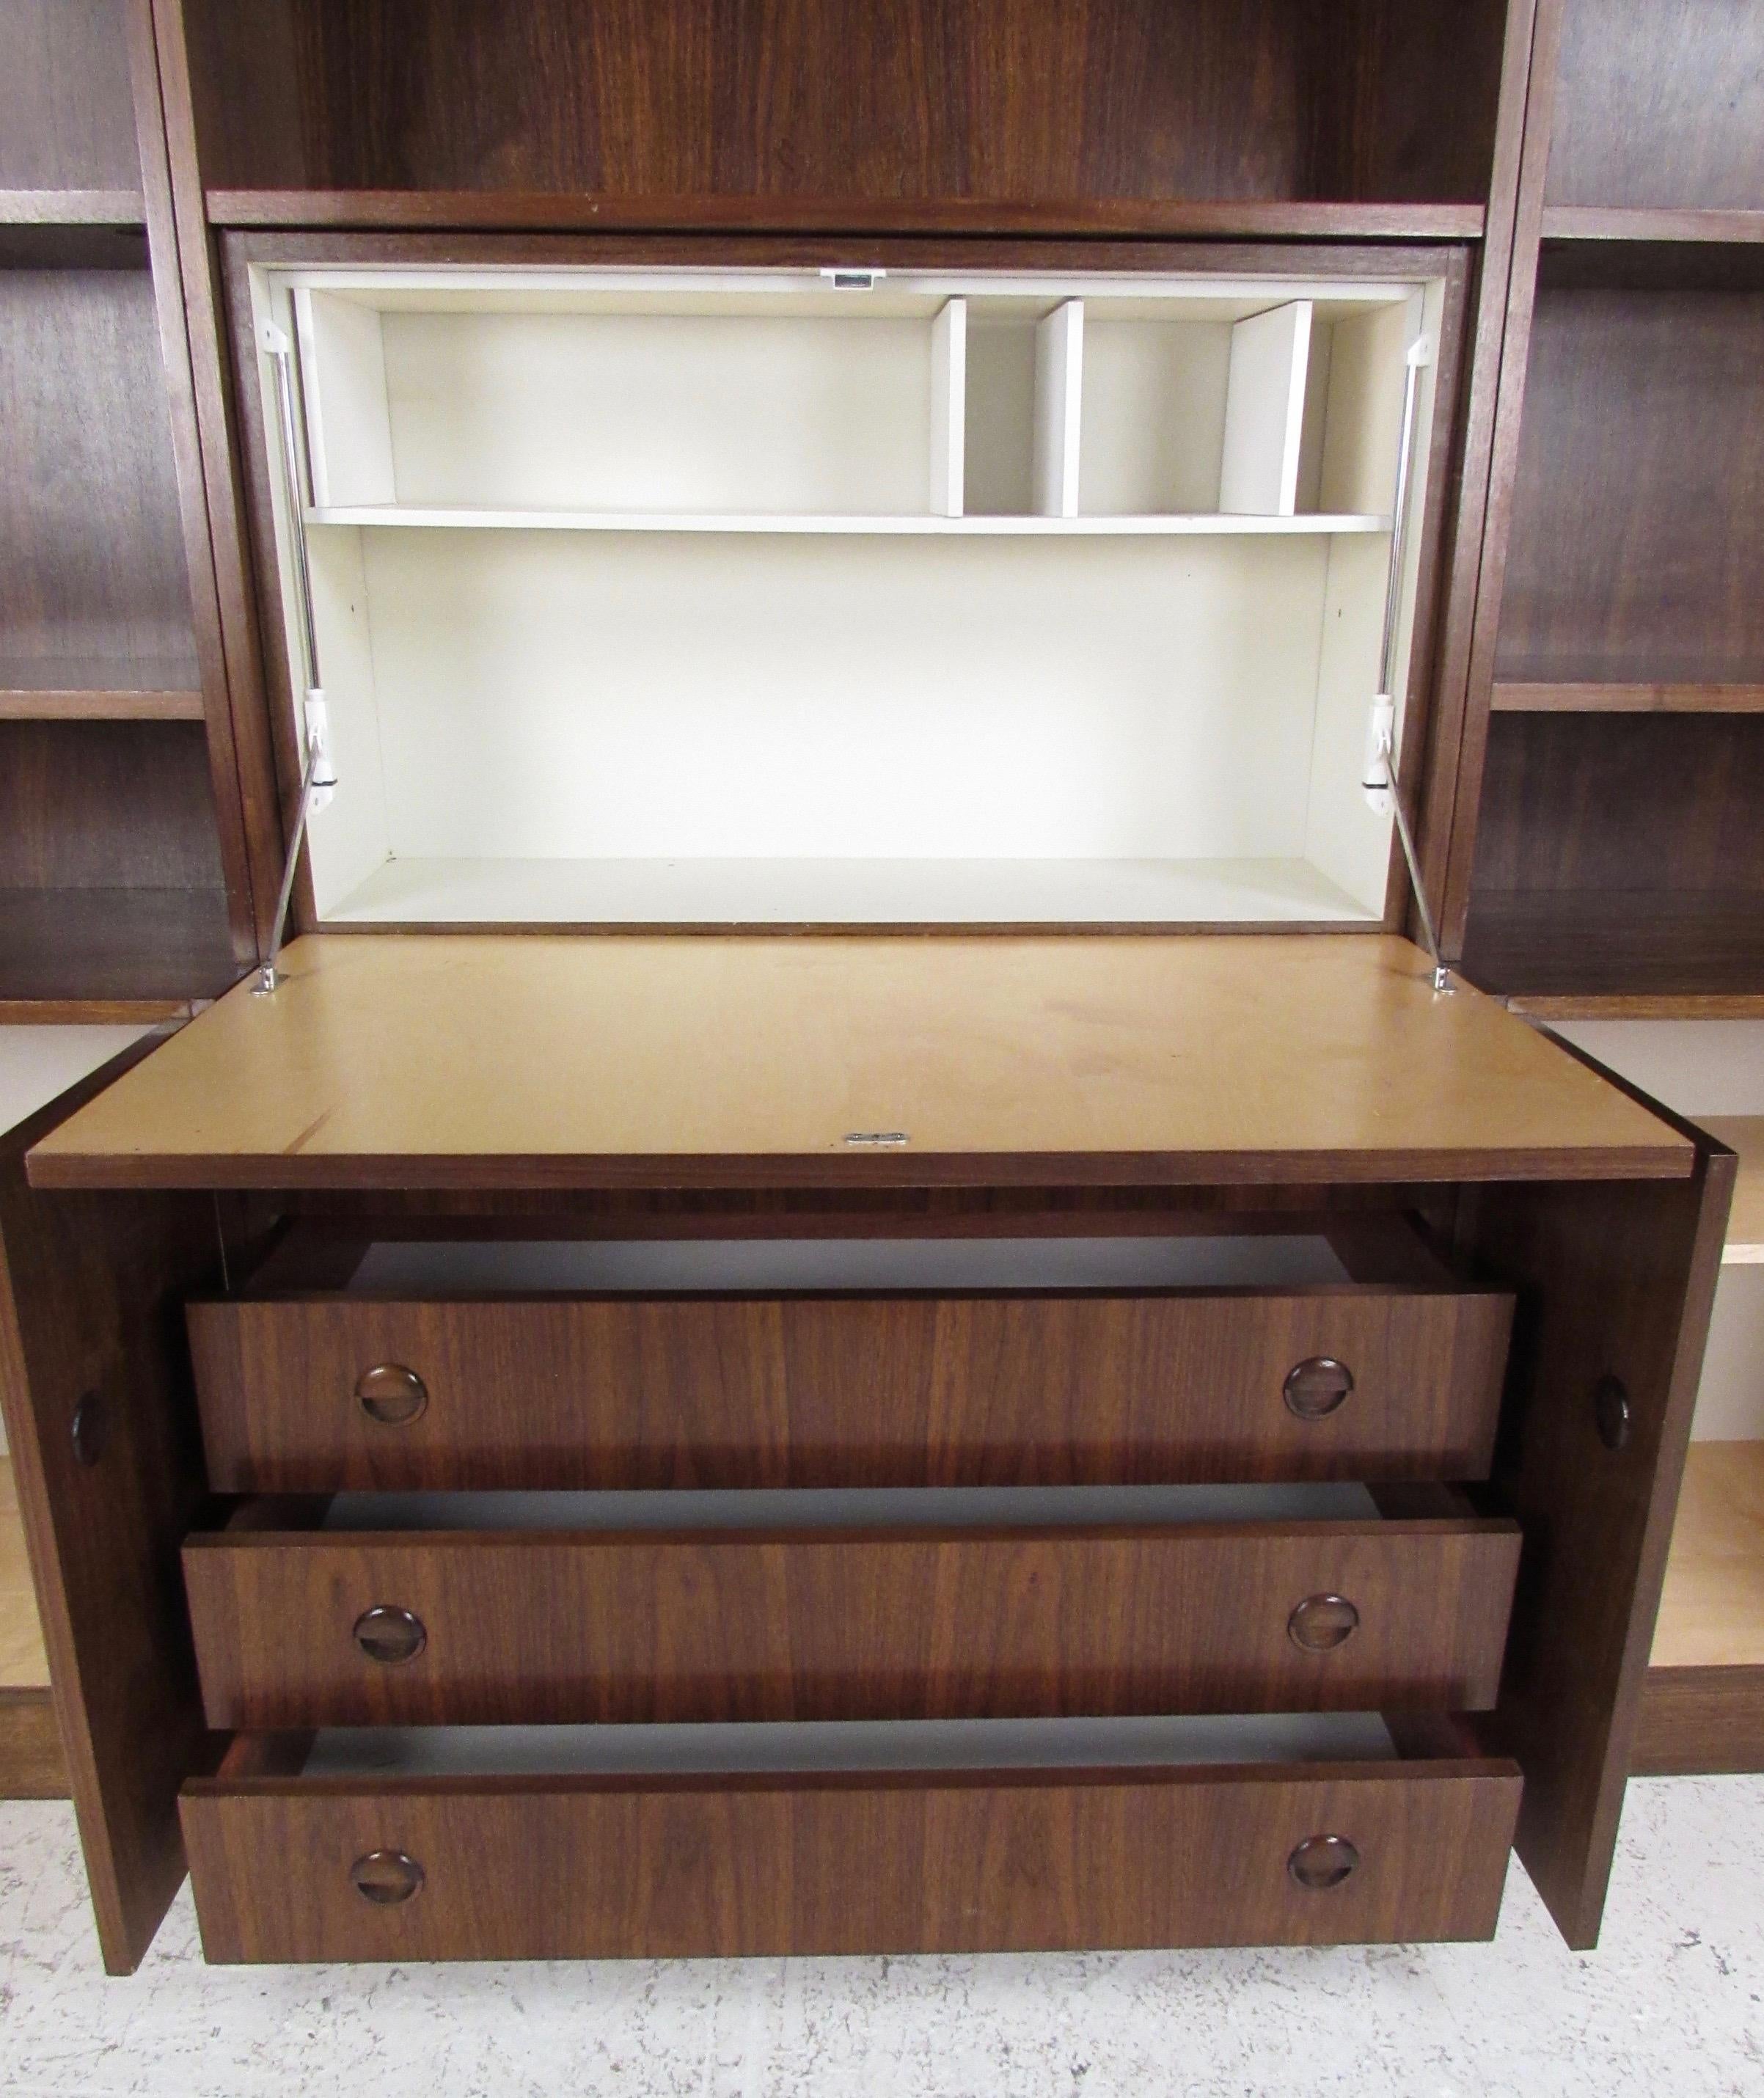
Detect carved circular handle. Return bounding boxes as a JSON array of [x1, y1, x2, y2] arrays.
[[1287, 1593, 1361, 1652], [354, 1605, 428, 1664], [1283, 1356, 1353, 1420], [350, 1849, 425, 1904], [356, 1363, 428, 1425], [1287, 1834, 1360, 1891]]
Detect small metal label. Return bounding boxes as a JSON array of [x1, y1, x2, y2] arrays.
[[843, 1130, 910, 1147]]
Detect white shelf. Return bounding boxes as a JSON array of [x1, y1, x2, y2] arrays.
[[307, 506, 1391, 536], [322, 855, 1377, 927]]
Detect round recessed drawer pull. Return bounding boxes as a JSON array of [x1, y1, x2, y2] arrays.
[[1283, 1356, 1353, 1420], [356, 1363, 428, 1425], [350, 1849, 425, 1905], [1593, 1373, 1632, 1452], [1287, 1834, 1360, 1892], [1287, 1593, 1361, 1652], [353, 1605, 428, 1664]]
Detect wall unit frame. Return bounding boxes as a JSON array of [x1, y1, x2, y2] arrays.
[[0, 0, 257, 1016]]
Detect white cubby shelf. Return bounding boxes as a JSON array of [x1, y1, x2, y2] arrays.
[[252, 263, 1446, 931], [304, 508, 1391, 536]]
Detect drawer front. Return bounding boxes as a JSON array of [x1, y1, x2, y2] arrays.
[[180, 1756, 1523, 1962], [187, 1289, 1514, 1491], [183, 1519, 1520, 1727]]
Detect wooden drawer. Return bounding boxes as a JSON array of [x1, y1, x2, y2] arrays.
[[186, 1224, 1515, 1490], [182, 1485, 1520, 1728], [180, 1717, 1523, 1962]]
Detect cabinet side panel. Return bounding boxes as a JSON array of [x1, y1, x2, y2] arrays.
[[0, 1049, 217, 1972], [1466, 1136, 1732, 1946]]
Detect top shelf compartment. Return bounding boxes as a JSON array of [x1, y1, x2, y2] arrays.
[[288, 275, 1410, 536], [180, 0, 1508, 224]]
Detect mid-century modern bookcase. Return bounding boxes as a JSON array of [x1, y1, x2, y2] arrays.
[[0, 0, 1752, 1975]]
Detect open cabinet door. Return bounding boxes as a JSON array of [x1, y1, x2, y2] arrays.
[[0, 1042, 219, 1973], [1467, 1105, 1733, 1948]]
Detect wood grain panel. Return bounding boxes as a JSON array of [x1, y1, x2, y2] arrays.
[[0, 888, 238, 1006], [0, 1686, 67, 1798], [0, 723, 224, 891], [1465, 891, 1764, 1002], [180, 1750, 1523, 1962], [0, 1, 141, 194], [1461, 1107, 1732, 1947], [26, 935, 1691, 1191], [187, 1284, 1513, 1491], [182, 1513, 1521, 1728], [1546, 0, 1764, 212], [1633, 1664, 1764, 1776], [1494, 279, 1764, 684], [0, 1043, 219, 1972], [172, 0, 1507, 209], [0, 266, 195, 670]]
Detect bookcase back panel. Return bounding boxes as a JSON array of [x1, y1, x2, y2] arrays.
[[1546, 0, 1764, 212]]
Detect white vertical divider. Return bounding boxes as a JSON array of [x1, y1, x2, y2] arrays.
[[1033, 299, 1084, 517], [293, 288, 398, 508], [929, 297, 967, 517], [1219, 300, 1314, 516]]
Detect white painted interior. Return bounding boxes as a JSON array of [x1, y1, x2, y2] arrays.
[[929, 297, 966, 517], [300, 1711, 1399, 1778], [1032, 299, 1083, 518], [0, 1026, 152, 1141], [1220, 301, 1313, 516], [348, 1231, 1355, 1293], [318, 1483, 1382, 1533], [253, 263, 1443, 929]]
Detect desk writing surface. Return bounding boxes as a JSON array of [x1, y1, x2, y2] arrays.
[[27, 933, 1691, 1188]]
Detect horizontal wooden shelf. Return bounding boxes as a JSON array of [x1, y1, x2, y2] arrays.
[[0, 657, 204, 722], [0, 187, 144, 229], [1507, 993, 1764, 1022], [1651, 1442, 1764, 1672], [1542, 205, 1764, 245], [1490, 681, 1764, 715], [0, 887, 242, 1006], [1463, 891, 1764, 1001], [309, 506, 1391, 539], [208, 189, 1487, 240], [0, 998, 192, 1024]]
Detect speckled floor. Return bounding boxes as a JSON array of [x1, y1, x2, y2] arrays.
[[1, 1779, 1761, 2097]]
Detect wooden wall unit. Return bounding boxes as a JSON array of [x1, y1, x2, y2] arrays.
[[1448, 0, 1764, 1000], [1, 0, 1749, 1977]]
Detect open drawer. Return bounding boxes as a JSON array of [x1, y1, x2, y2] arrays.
[[180, 1714, 1522, 1962], [182, 1483, 1520, 1728], [186, 1218, 1515, 1491]]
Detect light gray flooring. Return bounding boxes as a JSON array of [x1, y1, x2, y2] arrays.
[[1, 1777, 1761, 2097]]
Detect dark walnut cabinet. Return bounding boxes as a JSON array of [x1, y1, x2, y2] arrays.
[[0, 0, 1749, 1975]]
